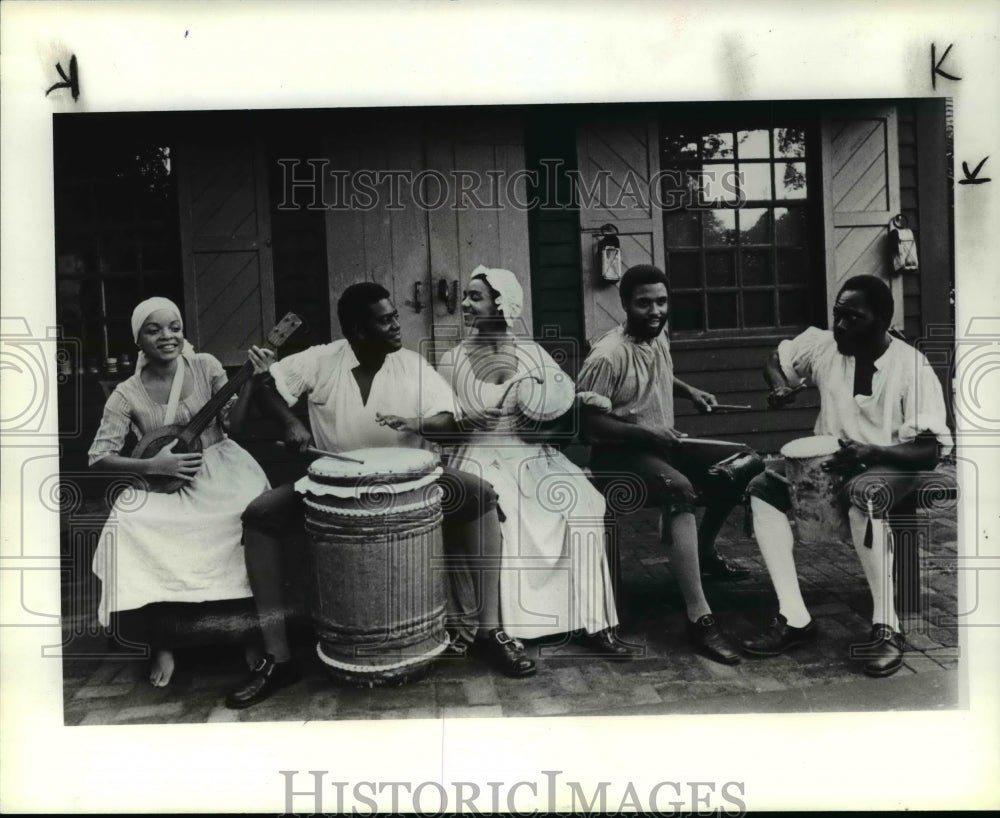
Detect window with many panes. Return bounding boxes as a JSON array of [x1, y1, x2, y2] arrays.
[[54, 117, 182, 370], [660, 120, 820, 335]]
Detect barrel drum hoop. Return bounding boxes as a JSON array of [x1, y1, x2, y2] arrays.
[[304, 509, 444, 540], [302, 496, 439, 518], [298, 468, 444, 497], [315, 638, 448, 673]]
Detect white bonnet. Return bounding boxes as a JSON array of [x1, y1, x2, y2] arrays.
[[131, 297, 183, 342], [471, 265, 523, 328]]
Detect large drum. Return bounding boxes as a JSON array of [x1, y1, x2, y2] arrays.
[[296, 447, 448, 687], [779, 435, 852, 545]]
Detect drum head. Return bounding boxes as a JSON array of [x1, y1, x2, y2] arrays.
[[516, 365, 575, 422], [780, 435, 840, 459], [308, 447, 439, 486]]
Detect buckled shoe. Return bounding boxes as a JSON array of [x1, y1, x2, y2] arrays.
[[581, 628, 639, 661], [858, 625, 904, 678], [742, 614, 818, 657], [224, 654, 301, 709], [475, 629, 536, 678], [687, 615, 741, 665]]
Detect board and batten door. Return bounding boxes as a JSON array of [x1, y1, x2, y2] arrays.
[[821, 106, 903, 329], [576, 118, 665, 342], [322, 114, 433, 358], [176, 138, 276, 366], [424, 113, 532, 363], [323, 112, 532, 364]]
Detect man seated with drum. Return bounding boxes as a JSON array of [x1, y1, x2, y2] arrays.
[[225, 282, 535, 709], [576, 264, 760, 666], [743, 274, 952, 678]]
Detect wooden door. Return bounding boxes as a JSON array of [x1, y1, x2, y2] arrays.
[[322, 112, 432, 355], [821, 106, 902, 328], [424, 112, 532, 364], [323, 111, 532, 364], [176, 138, 275, 366]]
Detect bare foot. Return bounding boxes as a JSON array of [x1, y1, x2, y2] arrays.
[[149, 649, 175, 687], [244, 643, 264, 670]]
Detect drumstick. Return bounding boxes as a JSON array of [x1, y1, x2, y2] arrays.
[[303, 446, 365, 464], [712, 403, 753, 411], [675, 437, 746, 447]]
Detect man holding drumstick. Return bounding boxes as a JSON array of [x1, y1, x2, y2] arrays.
[[225, 283, 538, 709], [744, 274, 952, 677], [577, 264, 760, 665]]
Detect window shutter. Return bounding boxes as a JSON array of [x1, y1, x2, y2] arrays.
[[176, 137, 275, 365], [821, 107, 902, 328], [576, 118, 664, 340]]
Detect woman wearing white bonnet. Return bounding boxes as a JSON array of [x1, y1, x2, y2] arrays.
[[88, 296, 271, 687], [436, 265, 633, 666]]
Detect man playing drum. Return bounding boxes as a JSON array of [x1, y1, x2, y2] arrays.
[[744, 274, 953, 677], [225, 283, 536, 709], [576, 264, 759, 666]]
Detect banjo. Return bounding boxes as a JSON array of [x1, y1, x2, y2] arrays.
[[130, 312, 303, 493]]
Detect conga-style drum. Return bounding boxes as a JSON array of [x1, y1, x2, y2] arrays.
[[515, 364, 576, 422], [296, 447, 448, 687], [779, 435, 851, 545]]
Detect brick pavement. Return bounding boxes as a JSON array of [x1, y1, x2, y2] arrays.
[[60, 502, 960, 726]]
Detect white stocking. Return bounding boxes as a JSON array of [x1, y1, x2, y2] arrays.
[[848, 505, 899, 632], [750, 497, 811, 628]]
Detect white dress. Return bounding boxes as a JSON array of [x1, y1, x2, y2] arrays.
[[438, 339, 618, 639], [88, 353, 269, 626]]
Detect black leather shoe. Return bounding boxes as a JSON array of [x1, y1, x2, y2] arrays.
[[700, 552, 751, 581], [687, 615, 741, 665], [742, 614, 818, 657], [581, 628, 637, 661], [225, 654, 300, 709], [859, 625, 904, 678], [475, 629, 536, 678]]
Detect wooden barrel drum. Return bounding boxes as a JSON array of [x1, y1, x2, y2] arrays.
[[297, 447, 448, 686], [779, 435, 852, 545]]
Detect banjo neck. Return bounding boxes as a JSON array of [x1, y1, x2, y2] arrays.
[[175, 360, 256, 445], [166, 311, 303, 446]]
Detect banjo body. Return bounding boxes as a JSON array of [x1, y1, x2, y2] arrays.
[[131, 424, 205, 494], [129, 312, 302, 494]]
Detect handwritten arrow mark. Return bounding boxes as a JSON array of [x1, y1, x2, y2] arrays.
[[45, 54, 80, 101], [959, 156, 991, 185]]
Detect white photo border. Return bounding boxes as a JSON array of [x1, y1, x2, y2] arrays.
[[2, 0, 999, 812]]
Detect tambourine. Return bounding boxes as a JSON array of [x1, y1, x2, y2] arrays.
[[498, 365, 575, 422]]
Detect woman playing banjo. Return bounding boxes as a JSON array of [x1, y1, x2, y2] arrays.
[[88, 297, 272, 686]]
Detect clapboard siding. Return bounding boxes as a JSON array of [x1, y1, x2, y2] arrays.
[[534, 264, 586, 292], [673, 342, 798, 372], [526, 111, 586, 375], [672, 338, 818, 452]]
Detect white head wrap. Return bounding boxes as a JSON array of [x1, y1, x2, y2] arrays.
[[131, 297, 194, 370], [471, 265, 523, 328]]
